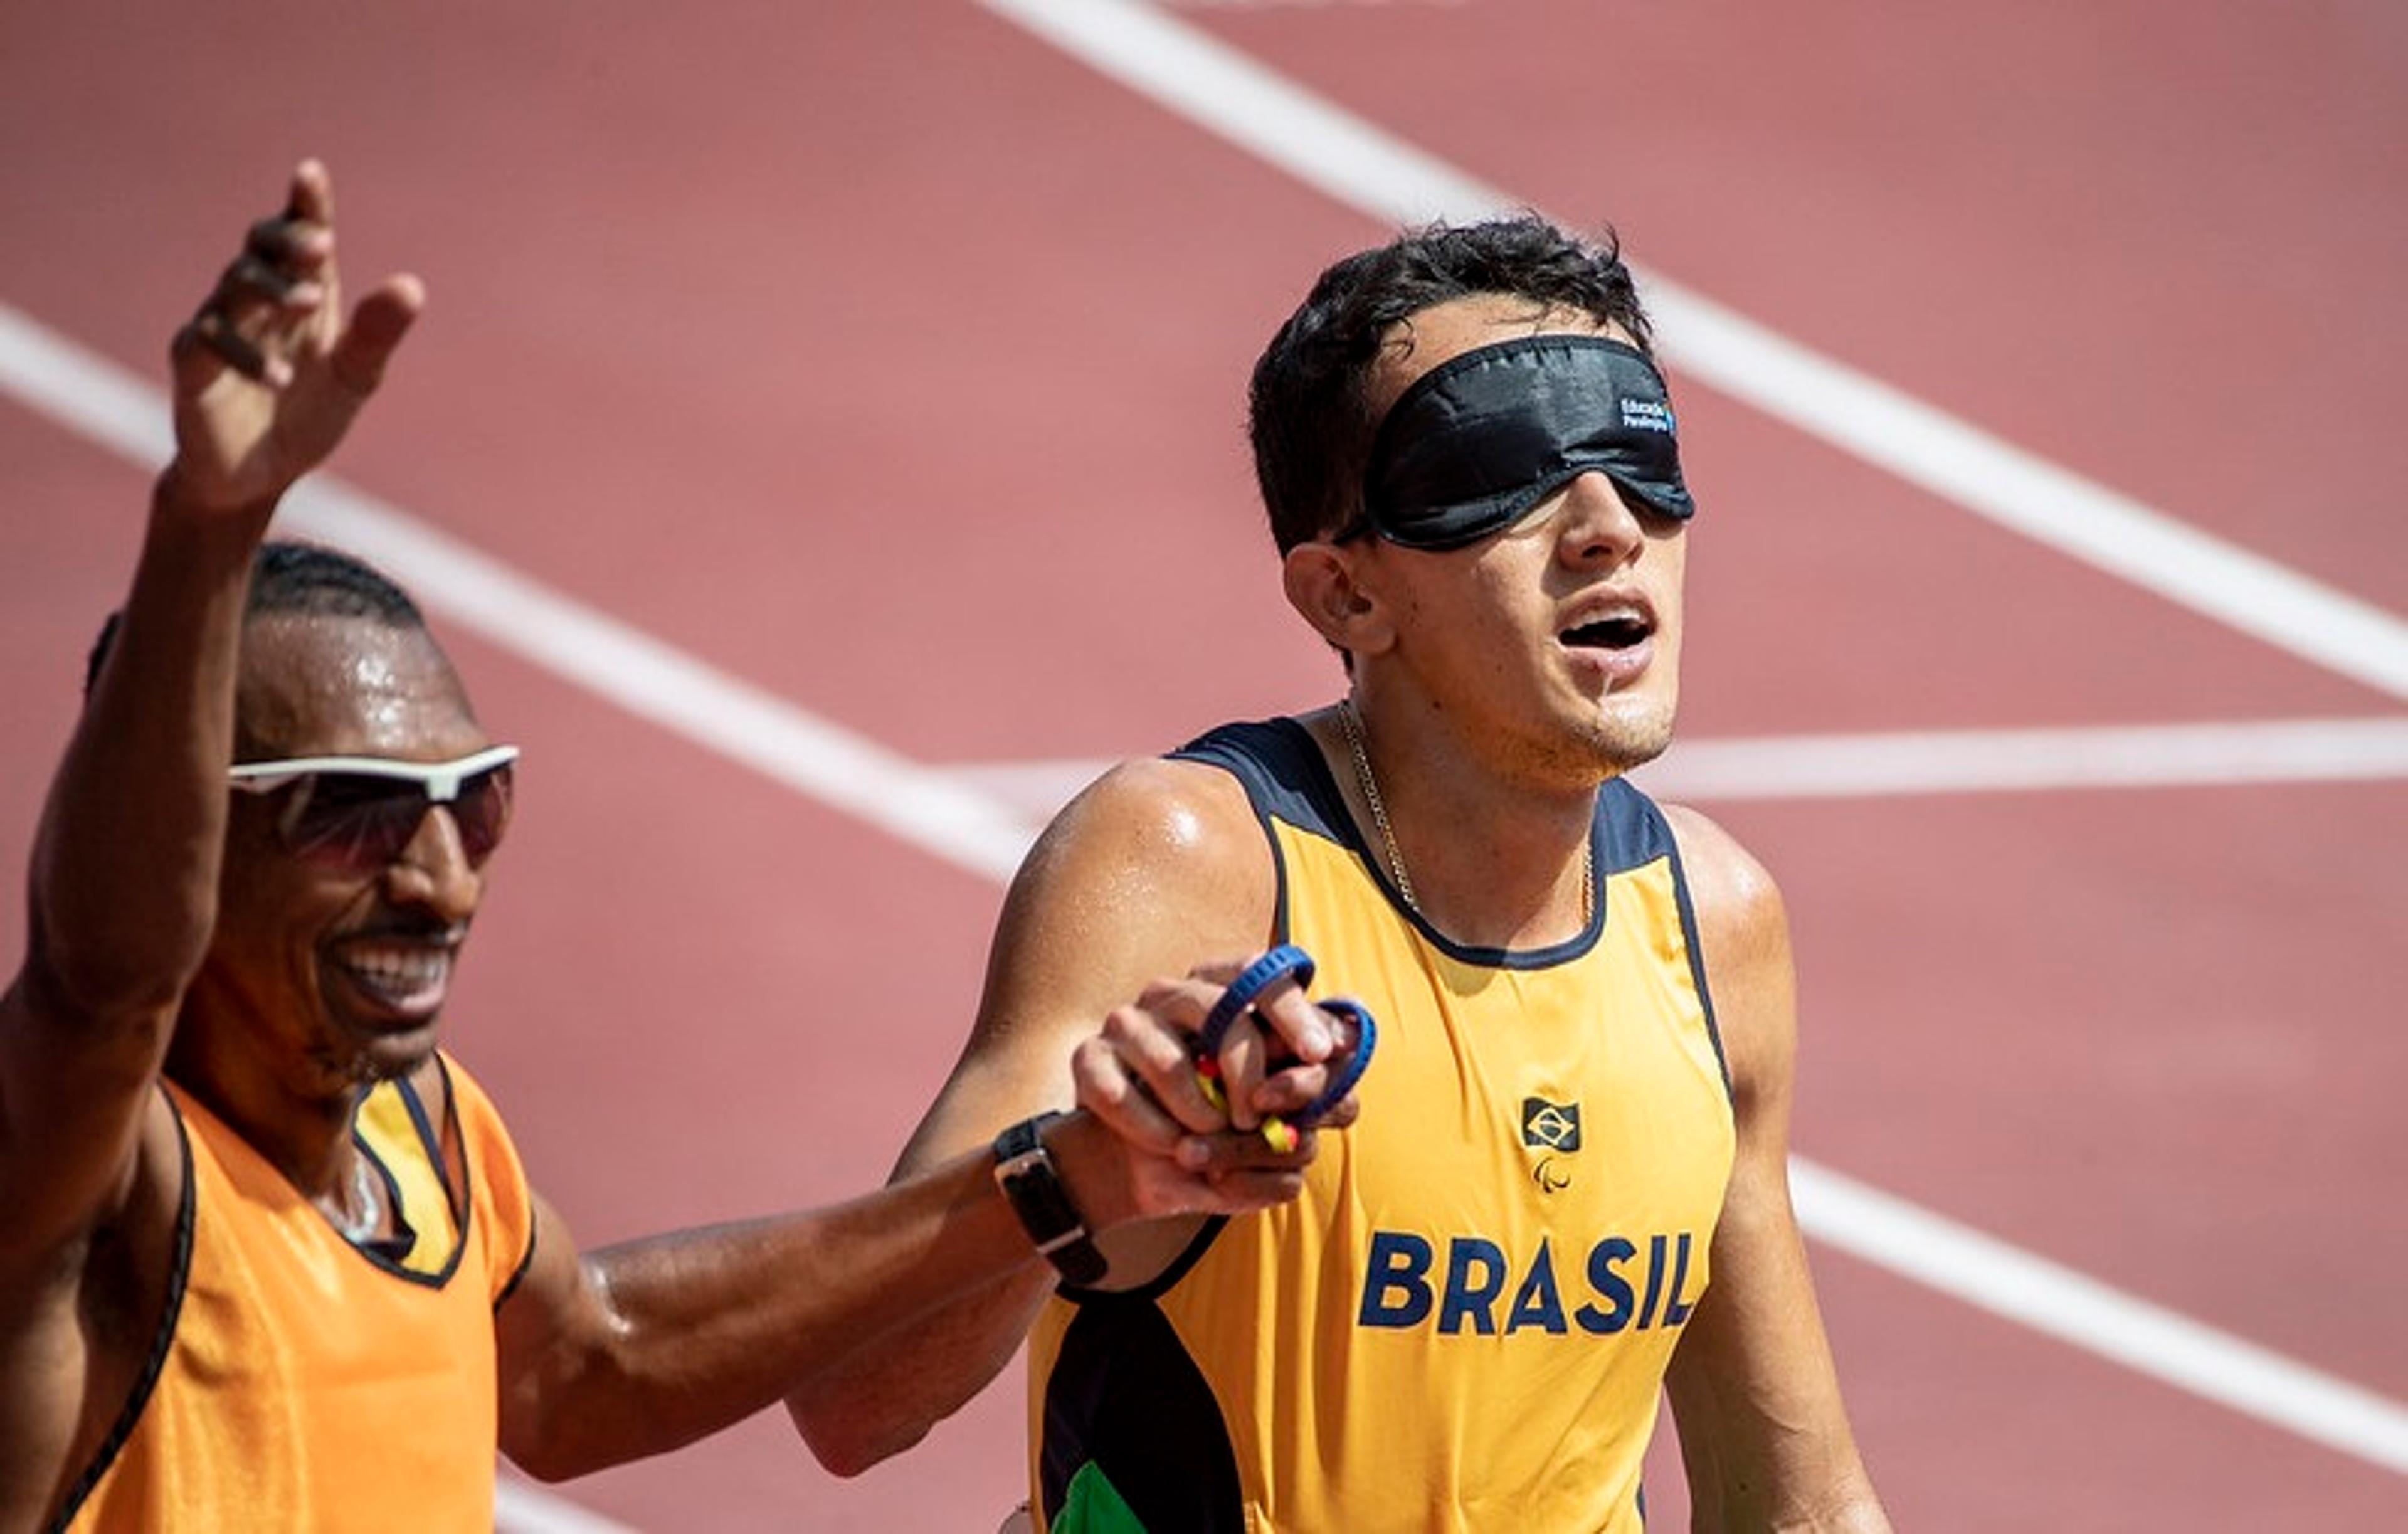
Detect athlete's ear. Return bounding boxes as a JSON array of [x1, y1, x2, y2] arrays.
[[1283, 539, 1394, 658]]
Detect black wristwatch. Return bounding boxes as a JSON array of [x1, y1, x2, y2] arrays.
[[992, 1112, 1108, 1286]]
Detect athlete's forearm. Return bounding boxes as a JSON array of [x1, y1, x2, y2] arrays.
[[502, 1143, 1055, 1479], [782, 1106, 1133, 1474], [783, 1258, 1055, 1476]]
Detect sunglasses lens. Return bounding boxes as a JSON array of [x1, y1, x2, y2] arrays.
[[281, 763, 514, 870], [286, 775, 430, 869], [450, 764, 514, 862]]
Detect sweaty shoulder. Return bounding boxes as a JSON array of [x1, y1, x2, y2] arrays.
[[1015, 753, 1275, 947], [904, 751, 1278, 1175], [1659, 801, 1784, 943]]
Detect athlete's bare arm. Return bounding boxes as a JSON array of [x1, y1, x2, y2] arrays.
[[496, 760, 1346, 1480], [1659, 805, 1892, 1531], [491, 1090, 1312, 1481], [785, 756, 1346, 1476], [0, 161, 420, 1527]]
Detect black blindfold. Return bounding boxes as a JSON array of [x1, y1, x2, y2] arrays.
[[1349, 334, 1696, 550]]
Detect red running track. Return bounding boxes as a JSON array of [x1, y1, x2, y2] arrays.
[[2, 3, 2403, 1528]]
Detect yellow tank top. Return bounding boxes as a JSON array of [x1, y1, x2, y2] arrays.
[[58, 1053, 536, 1532], [1027, 720, 1735, 1533]]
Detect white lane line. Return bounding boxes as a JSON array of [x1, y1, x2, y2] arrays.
[[267, 480, 1037, 886], [976, 0, 2408, 706], [1654, 716, 2408, 799], [940, 715, 2408, 824], [0, 304, 176, 461], [497, 1476, 642, 1534], [0, 307, 1033, 889], [979, 0, 1500, 226], [6, 301, 2404, 1479], [1793, 1160, 2408, 1474]]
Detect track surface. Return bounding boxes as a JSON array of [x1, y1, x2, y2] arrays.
[[3, 4, 2403, 1528]]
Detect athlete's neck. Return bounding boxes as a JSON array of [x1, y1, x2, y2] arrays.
[[1314, 699, 1597, 950]]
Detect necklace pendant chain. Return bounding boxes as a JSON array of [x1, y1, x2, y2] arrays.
[[1336, 699, 1593, 929], [1338, 697, 1417, 912]]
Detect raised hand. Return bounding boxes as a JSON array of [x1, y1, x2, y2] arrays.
[[165, 159, 423, 515]]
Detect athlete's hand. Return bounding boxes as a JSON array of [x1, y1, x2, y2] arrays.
[[1048, 1099, 1347, 1234], [164, 159, 423, 517], [1062, 959, 1363, 1224]]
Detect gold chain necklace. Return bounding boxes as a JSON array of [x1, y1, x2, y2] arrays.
[[1336, 697, 1417, 911], [1335, 699, 1593, 927]]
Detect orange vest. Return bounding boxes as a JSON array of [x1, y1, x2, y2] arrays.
[[60, 1054, 535, 1531]]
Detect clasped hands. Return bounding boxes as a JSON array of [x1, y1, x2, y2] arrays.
[[1069, 947, 1370, 1226]]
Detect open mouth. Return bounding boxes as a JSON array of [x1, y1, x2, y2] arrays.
[[1560, 613, 1653, 651]]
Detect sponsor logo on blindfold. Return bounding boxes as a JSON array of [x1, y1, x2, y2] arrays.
[[1619, 399, 1674, 433]]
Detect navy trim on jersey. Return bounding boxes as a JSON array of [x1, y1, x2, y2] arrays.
[[349, 1135, 423, 1269], [495, 1083, 539, 1316], [1171, 716, 1708, 973], [398, 1073, 457, 1222], [1172, 717, 1600, 968], [495, 1221, 537, 1311], [1055, 1214, 1229, 1307], [1171, 719, 1316, 943], [354, 1061, 471, 1289], [1662, 830, 1733, 1100], [48, 1089, 197, 1534]]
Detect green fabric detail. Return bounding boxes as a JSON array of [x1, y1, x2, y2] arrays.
[[1052, 1461, 1147, 1534]]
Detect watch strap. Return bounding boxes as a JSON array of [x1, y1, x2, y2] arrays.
[[992, 1112, 1108, 1286]]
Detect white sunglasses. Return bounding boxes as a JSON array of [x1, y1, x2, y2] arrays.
[[228, 744, 520, 869]]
